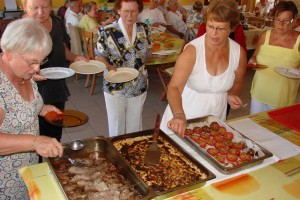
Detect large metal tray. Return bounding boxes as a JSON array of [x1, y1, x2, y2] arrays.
[[183, 116, 273, 174], [46, 136, 149, 199], [110, 129, 216, 198]]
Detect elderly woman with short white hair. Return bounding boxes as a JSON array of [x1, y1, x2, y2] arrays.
[[0, 18, 63, 199]]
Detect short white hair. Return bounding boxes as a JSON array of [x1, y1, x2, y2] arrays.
[[0, 18, 52, 57]]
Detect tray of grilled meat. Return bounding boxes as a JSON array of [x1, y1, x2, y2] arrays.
[[182, 115, 273, 174], [110, 129, 216, 197], [46, 136, 149, 200]]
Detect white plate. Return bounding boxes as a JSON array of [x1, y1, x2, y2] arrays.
[[40, 67, 75, 79], [152, 50, 177, 55], [274, 67, 300, 79], [70, 60, 106, 74], [104, 68, 139, 83]]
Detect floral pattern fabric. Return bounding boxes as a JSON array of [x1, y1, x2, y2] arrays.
[[186, 9, 203, 25], [95, 20, 151, 98], [0, 72, 42, 199]]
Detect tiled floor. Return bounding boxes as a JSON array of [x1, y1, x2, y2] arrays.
[[61, 68, 300, 144]]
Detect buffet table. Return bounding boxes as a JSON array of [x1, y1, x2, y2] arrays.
[[20, 105, 300, 199]]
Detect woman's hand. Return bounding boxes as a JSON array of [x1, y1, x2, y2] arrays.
[[32, 73, 47, 81], [34, 136, 63, 158], [39, 105, 62, 117], [74, 55, 89, 62], [107, 65, 117, 71], [248, 56, 257, 66], [228, 94, 243, 109], [167, 113, 186, 137]]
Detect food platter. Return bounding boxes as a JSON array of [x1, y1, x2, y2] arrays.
[[274, 67, 300, 79], [45, 110, 88, 127], [40, 67, 75, 79], [69, 60, 106, 74], [182, 116, 273, 174], [152, 50, 177, 56], [104, 68, 139, 83], [110, 130, 215, 195]]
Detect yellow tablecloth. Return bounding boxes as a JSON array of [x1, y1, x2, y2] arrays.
[[20, 106, 300, 200]]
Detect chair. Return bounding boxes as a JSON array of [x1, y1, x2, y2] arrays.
[[79, 28, 102, 95], [247, 17, 266, 29], [156, 38, 185, 101], [185, 23, 200, 42], [68, 23, 83, 80], [157, 65, 174, 101]]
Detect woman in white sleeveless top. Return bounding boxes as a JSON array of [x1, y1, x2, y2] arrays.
[[160, 0, 247, 136]]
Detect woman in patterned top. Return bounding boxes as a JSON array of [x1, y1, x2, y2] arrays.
[[95, 0, 152, 137], [0, 18, 63, 200]]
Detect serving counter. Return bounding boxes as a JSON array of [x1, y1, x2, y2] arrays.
[[20, 104, 300, 199]]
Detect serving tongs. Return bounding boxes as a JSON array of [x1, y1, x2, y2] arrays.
[[144, 114, 162, 165]]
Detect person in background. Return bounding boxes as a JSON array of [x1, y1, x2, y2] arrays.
[[22, 0, 88, 148], [0, 18, 63, 200], [65, 0, 82, 34], [95, 0, 152, 137], [165, 0, 187, 38], [249, 1, 300, 114], [138, 0, 167, 31], [158, 0, 168, 16], [186, 0, 204, 39], [79, 1, 115, 43], [255, 0, 274, 16], [186, 1, 204, 25], [160, 0, 247, 136], [57, 0, 70, 20]]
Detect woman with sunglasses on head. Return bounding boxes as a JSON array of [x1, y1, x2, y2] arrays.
[[248, 1, 300, 114], [0, 18, 63, 199], [160, 0, 247, 137]]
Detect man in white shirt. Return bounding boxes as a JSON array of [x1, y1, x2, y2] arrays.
[[255, 0, 274, 15], [158, 0, 168, 16], [165, 0, 187, 38], [65, 0, 82, 34], [138, 0, 167, 31]]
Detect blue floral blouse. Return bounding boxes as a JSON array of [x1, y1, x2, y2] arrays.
[[95, 19, 152, 98]]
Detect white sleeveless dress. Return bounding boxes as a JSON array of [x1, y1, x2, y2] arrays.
[[160, 34, 241, 134]]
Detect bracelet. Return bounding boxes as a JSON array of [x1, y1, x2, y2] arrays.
[[173, 112, 185, 117], [32, 135, 37, 151]]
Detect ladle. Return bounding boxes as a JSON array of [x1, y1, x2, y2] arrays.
[[70, 140, 85, 151]]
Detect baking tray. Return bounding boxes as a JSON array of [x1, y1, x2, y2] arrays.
[[268, 104, 300, 132], [182, 116, 273, 174], [110, 129, 216, 198], [46, 136, 149, 199]]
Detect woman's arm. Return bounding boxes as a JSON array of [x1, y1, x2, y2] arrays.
[[166, 45, 196, 136], [64, 43, 89, 62], [248, 31, 267, 65], [228, 46, 247, 109], [0, 133, 63, 157]]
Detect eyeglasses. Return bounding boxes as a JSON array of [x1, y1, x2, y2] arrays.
[[274, 18, 294, 25], [20, 54, 48, 70], [206, 25, 229, 33]]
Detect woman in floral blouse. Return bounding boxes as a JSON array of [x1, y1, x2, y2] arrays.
[[95, 0, 152, 137]]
